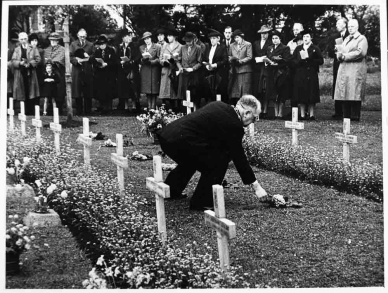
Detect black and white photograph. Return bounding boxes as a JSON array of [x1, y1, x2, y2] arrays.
[[1, 0, 386, 290]]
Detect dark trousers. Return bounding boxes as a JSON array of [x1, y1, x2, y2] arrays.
[[342, 101, 361, 120], [334, 100, 343, 116], [75, 96, 92, 115], [25, 98, 39, 115], [160, 136, 229, 208]]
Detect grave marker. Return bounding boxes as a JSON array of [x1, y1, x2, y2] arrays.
[[49, 108, 62, 153], [204, 185, 236, 272], [216, 94, 221, 102], [31, 105, 42, 142], [18, 101, 27, 136], [8, 97, 14, 132], [111, 134, 129, 194], [335, 118, 357, 162], [146, 155, 170, 245], [182, 90, 194, 114], [77, 118, 92, 166], [285, 107, 304, 145]]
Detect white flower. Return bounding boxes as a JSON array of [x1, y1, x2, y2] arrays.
[[96, 255, 105, 266], [6, 234, 11, 240], [35, 180, 42, 187], [82, 279, 90, 288], [23, 236, 30, 242], [10, 227, 17, 233], [8, 215, 14, 219], [23, 157, 31, 165], [125, 271, 134, 279], [114, 266, 121, 276], [30, 235, 35, 240], [16, 239, 23, 246], [13, 215, 19, 219], [89, 268, 98, 278], [60, 190, 68, 199], [6, 168, 15, 175], [105, 267, 113, 277], [44, 243, 50, 248], [25, 243, 31, 250], [15, 184, 23, 192], [14, 159, 21, 166]]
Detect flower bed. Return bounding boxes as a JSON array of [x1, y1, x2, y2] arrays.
[[243, 134, 383, 202], [6, 129, 249, 289]]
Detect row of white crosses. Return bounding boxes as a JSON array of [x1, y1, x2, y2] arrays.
[[146, 155, 236, 272], [182, 91, 222, 115]]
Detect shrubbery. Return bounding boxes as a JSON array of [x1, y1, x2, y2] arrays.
[[243, 134, 383, 202]]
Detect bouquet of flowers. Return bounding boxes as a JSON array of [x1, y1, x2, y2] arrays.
[[136, 105, 183, 138], [6, 215, 34, 255]]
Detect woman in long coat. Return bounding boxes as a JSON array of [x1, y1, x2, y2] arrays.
[[43, 32, 66, 114], [334, 19, 368, 121], [292, 29, 324, 120], [92, 34, 117, 113], [159, 26, 182, 111], [228, 29, 253, 106], [261, 31, 291, 119], [12, 32, 41, 114], [139, 32, 161, 110]]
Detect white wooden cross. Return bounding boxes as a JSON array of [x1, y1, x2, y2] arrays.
[[7, 97, 14, 132], [182, 90, 194, 114], [31, 105, 42, 142], [77, 118, 92, 166], [335, 118, 357, 163], [18, 101, 27, 136], [146, 155, 170, 245], [204, 185, 236, 272], [285, 107, 304, 145], [216, 94, 221, 102], [111, 134, 129, 194], [49, 108, 62, 154]]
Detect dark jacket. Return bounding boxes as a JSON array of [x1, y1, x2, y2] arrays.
[[41, 71, 59, 97], [253, 38, 272, 97], [92, 46, 117, 101], [158, 101, 256, 184]]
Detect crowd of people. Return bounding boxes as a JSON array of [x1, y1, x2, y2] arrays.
[[7, 18, 368, 121]]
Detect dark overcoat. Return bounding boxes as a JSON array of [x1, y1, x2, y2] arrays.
[[292, 43, 324, 105], [117, 42, 139, 100], [92, 46, 117, 101], [139, 43, 161, 95], [70, 39, 95, 99], [11, 45, 41, 100], [40, 71, 59, 98], [44, 45, 66, 102], [253, 38, 272, 98]]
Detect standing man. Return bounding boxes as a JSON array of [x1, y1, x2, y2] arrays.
[[222, 26, 233, 103], [334, 19, 368, 121], [44, 32, 66, 115], [70, 28, 95, 115], [11, 32, 41, 114], [287, 23, 304, 113], [157, 95, 268, 211], [202, 29, 228, 102], [253, 25, 272, 118], [328, 18, 349, 119]]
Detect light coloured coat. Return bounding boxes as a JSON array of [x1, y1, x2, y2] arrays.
[[334, 32, 368, 102], [139, 43, 161, 94], [159, 42, 182, 100]]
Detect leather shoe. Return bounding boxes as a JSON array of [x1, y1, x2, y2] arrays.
[[165, 193, 187, 201]]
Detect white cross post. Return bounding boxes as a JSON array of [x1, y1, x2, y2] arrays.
[[31, 105, 42, 142], [216, 94, 221, 102], [182, 90, 194, 114], [146, 155, 170, 245], [285, 107, 304, 146], [248, 123, 254, 138], [50, 108, 62, 154], [7, 98, 15, 132], [204, 185, 236, 272], [18, 101, 27, 136], [77, 118, 93, 166], [335, 118, 357, 163], [111, 134, 129, 195]]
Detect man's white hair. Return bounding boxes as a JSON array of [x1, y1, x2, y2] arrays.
[[237, 95, 261, 114], [293, 23, 304, 30], [18, 32, 28, 40], [348, 19, 359, 28]]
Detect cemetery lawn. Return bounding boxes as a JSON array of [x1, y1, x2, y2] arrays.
[[7, 93, 383, 288]]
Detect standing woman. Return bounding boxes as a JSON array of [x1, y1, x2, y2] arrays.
[[139, 31, 161, 110], [29, 33, 45, 107], [159, 25, 182, 111], [92, 34, 117, 113], [262, 31, 291, 119], [334, 19, 368, 121], [44, 32, 66, 114], [228, 29, 253, 106], [292, 29, 324, 120]]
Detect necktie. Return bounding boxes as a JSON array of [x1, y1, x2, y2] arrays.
[[102, 49, 105, 59], [188, 46, 191, 55]]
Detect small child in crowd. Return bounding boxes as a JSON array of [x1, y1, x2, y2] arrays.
[[41, 62, 59, 115]]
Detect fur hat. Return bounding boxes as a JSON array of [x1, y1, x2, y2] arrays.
[[96, 34, 108, 45], [182, 31, 195, 42]]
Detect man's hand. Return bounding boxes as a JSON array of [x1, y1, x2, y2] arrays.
[[252, 180, 268, 200]]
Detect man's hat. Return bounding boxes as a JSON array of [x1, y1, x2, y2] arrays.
[[182, 31, 195, 42], [48, 32, 62, 40], [257, 25, 272, 34], [165, 24, 179, 36], [96, 34, 108, 45], [208, 29, 221, 38], [29, 33, 39, 42], [232, 29, 244, 38], [141, 31, 153, 40]]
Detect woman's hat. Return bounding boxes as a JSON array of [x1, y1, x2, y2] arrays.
[[301, 28, 313, 37], [232, 29, 244, 38], [208, 29, 221, 38], [29, 33, 39, 42], [182, 31, 195, 42], [271, 30, 282, 38], [165, 24, 179, 36], [96, 34, 108, 45], [156, 28, 166, 35], [120, 28, 134, 38], [48, 32, 61, 40], [257, 25, 272, 34], [141, 31, 153, 40]]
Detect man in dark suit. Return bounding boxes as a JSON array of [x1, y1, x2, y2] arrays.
[[220, 26, 233, 103], [328, 18, 349, 119], [202, 29, 228, 102], [157, 95, 268, 211]]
